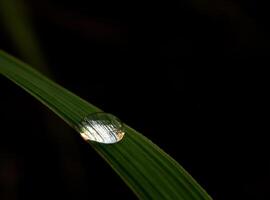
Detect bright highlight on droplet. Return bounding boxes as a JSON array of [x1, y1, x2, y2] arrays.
[[79, 112, 125, 144]]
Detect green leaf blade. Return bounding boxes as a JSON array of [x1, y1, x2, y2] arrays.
[[0, 50, 212, 200]]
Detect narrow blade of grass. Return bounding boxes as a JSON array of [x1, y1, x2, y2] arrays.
[[0, 50, 212, 200]]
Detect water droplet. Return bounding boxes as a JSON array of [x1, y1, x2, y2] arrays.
[[79, 112, 125, 144]]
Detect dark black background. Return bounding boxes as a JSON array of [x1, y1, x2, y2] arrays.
[[1, 0, 269, 199]]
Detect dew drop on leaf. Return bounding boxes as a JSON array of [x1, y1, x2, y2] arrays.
[[79, 112, 125, 144]]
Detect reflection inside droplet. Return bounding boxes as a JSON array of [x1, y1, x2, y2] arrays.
[[79, 112, 125, 144]]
